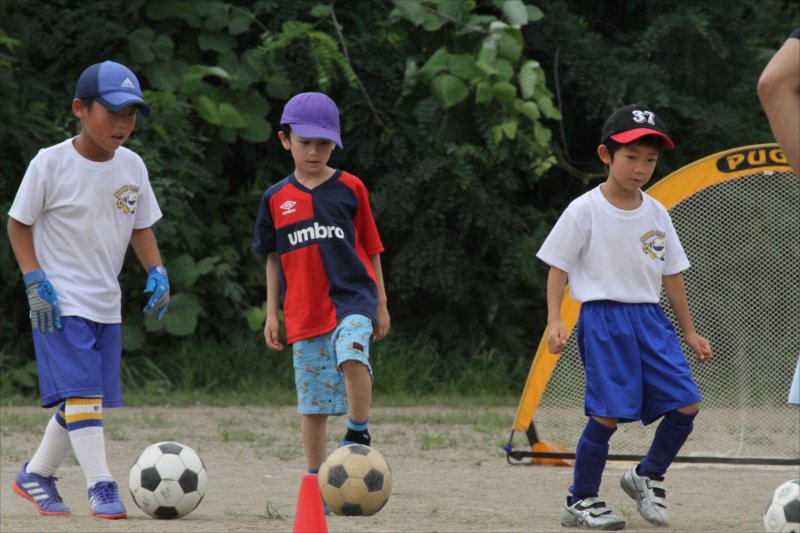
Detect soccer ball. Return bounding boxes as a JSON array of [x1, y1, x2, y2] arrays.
[[318, 444, 392, 516], [764, 479, 800, 533], [129, 441, 208, 519]]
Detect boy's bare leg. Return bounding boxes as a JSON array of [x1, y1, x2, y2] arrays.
[[301, 414, 328, 471], [341, 360, 372, 421]]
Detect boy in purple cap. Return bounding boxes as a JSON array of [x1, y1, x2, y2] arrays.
[[7, 60, 170, 519], [253, 92, 390, 479], [537, 105, 712, 530]]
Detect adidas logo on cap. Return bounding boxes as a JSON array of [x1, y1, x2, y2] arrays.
[[120, 78, 135, 89]]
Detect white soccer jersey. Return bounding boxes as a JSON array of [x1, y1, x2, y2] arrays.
[[537, 186, 689, 303], [9, 137, 162, 323]]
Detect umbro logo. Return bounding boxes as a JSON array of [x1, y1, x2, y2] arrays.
[[280, 200, 296, 215], [121, 78, 135, 89]]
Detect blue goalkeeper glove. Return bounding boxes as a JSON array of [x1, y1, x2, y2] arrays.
[[23, 269, 62, 334], [143, 265, 170, 319]]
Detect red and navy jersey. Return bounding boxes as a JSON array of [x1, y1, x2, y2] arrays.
[[253, 169, 384, 344]]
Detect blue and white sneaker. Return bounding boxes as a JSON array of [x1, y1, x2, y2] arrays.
[[88, 481, 127, 519], [12, 462, 71, 515]]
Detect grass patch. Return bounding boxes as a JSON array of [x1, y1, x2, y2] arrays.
[[261, 501, 285, 520]]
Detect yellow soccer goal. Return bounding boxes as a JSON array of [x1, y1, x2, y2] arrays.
[[505, 144, 800, 466]]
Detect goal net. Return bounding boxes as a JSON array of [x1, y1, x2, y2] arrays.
[[510, 144, 800, 463]]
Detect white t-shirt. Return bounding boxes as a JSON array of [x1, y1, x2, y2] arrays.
[[537, 186, 689, 303], [9, 138, 162, 323]]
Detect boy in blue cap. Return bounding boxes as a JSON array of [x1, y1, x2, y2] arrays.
[[7, 60, 170, 519], [253, 92, 390, 479], [537, 105, 712, 530]]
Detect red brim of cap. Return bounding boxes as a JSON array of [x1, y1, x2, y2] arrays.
[[611, 128, 674, 149]]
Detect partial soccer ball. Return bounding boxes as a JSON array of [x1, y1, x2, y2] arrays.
[[129, 441, 208, 519], [764, 479, 800, 533], [318, 444, 392, 516]]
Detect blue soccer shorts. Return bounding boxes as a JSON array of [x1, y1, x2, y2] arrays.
[[31, 316, 123, 408], [789, 356, 800, 406], [292, 314, 373, 415], [576, 300, 702, 425]]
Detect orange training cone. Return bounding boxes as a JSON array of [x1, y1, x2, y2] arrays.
[[293, 473, 328, 533]]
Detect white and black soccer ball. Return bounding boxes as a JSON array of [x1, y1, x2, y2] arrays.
[[764, 479, 800, 533], [129, 441, 208, 519], [318, 444, 392, 516]]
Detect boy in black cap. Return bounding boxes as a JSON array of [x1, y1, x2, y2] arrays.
[[537, 105, 712, 529], [7, 60, 169, 519]]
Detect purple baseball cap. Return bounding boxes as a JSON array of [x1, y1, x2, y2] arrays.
[[280, 92, 342, 148], [75, 61, 151, 117]]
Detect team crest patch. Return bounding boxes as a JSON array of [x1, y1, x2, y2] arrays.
[[114, 185, 139, 214], [640, 229, 666, 261]]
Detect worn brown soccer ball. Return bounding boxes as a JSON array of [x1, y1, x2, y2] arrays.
[[318, 444, 392, 516]]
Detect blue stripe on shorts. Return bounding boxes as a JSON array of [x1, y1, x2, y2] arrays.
[[577, 300, 702, 425], [32, 316, 123, 408]]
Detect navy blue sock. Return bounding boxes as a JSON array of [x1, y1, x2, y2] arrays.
[[568, 418, 616, 505], [639, 409, 697, 478], [308, 468, 319, 474]]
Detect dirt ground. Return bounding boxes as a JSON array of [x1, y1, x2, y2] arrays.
[[0, 404, 797, 532]]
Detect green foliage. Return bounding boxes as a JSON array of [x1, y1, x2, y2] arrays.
[[1, 0, 793, 399]]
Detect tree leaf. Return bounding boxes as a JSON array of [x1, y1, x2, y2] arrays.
[[228, 13, 252, 35], [239, 114, 273, 142], [437, 0, 470, 20], [416, 47, 449, 83], [422, 14, 445, 31], [196, 95, 221, 125], [492, 81, 517, 103], [129, 28, 155, 64], [152, 35, 174, 61], [198, 31, 235, 53], [266, 75, 292, 99], [237, 90, 271, 117], [495, 28, 522, 62], [122, 324, 144, 352], [475, 81, 493, 104], [219, 103, 248, 129], [431, 74, 469, 109], [448, 53, 480, 80], [526, 5, 545, 22], [502, 0, 529, 26], [244, 305, 266, 332], [199, 2, 229, 31], [518, 60, 539, 99], [310, 5, 332, 18], [168, 253, 199, 288], [537, 96, 562, 120], [395, 0, 426, 26], [196, 256, 221, 275], [163, 294, 200, 336], [514, 99, 540, 122]]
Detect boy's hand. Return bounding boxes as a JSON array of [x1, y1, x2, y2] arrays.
[[547, 320, 568, 354], [685, 331, 713, 363], [264, 315, 284, 351], [372, 303, 390, 342], [143, 266, 170, 319], [23, 269, 62, 334]]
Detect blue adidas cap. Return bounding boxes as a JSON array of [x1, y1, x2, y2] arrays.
[[75, 61, 151, 117]]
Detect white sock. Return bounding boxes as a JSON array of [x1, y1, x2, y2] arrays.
[[65, 398, 112, 487], [27, 405, 72, 477]]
